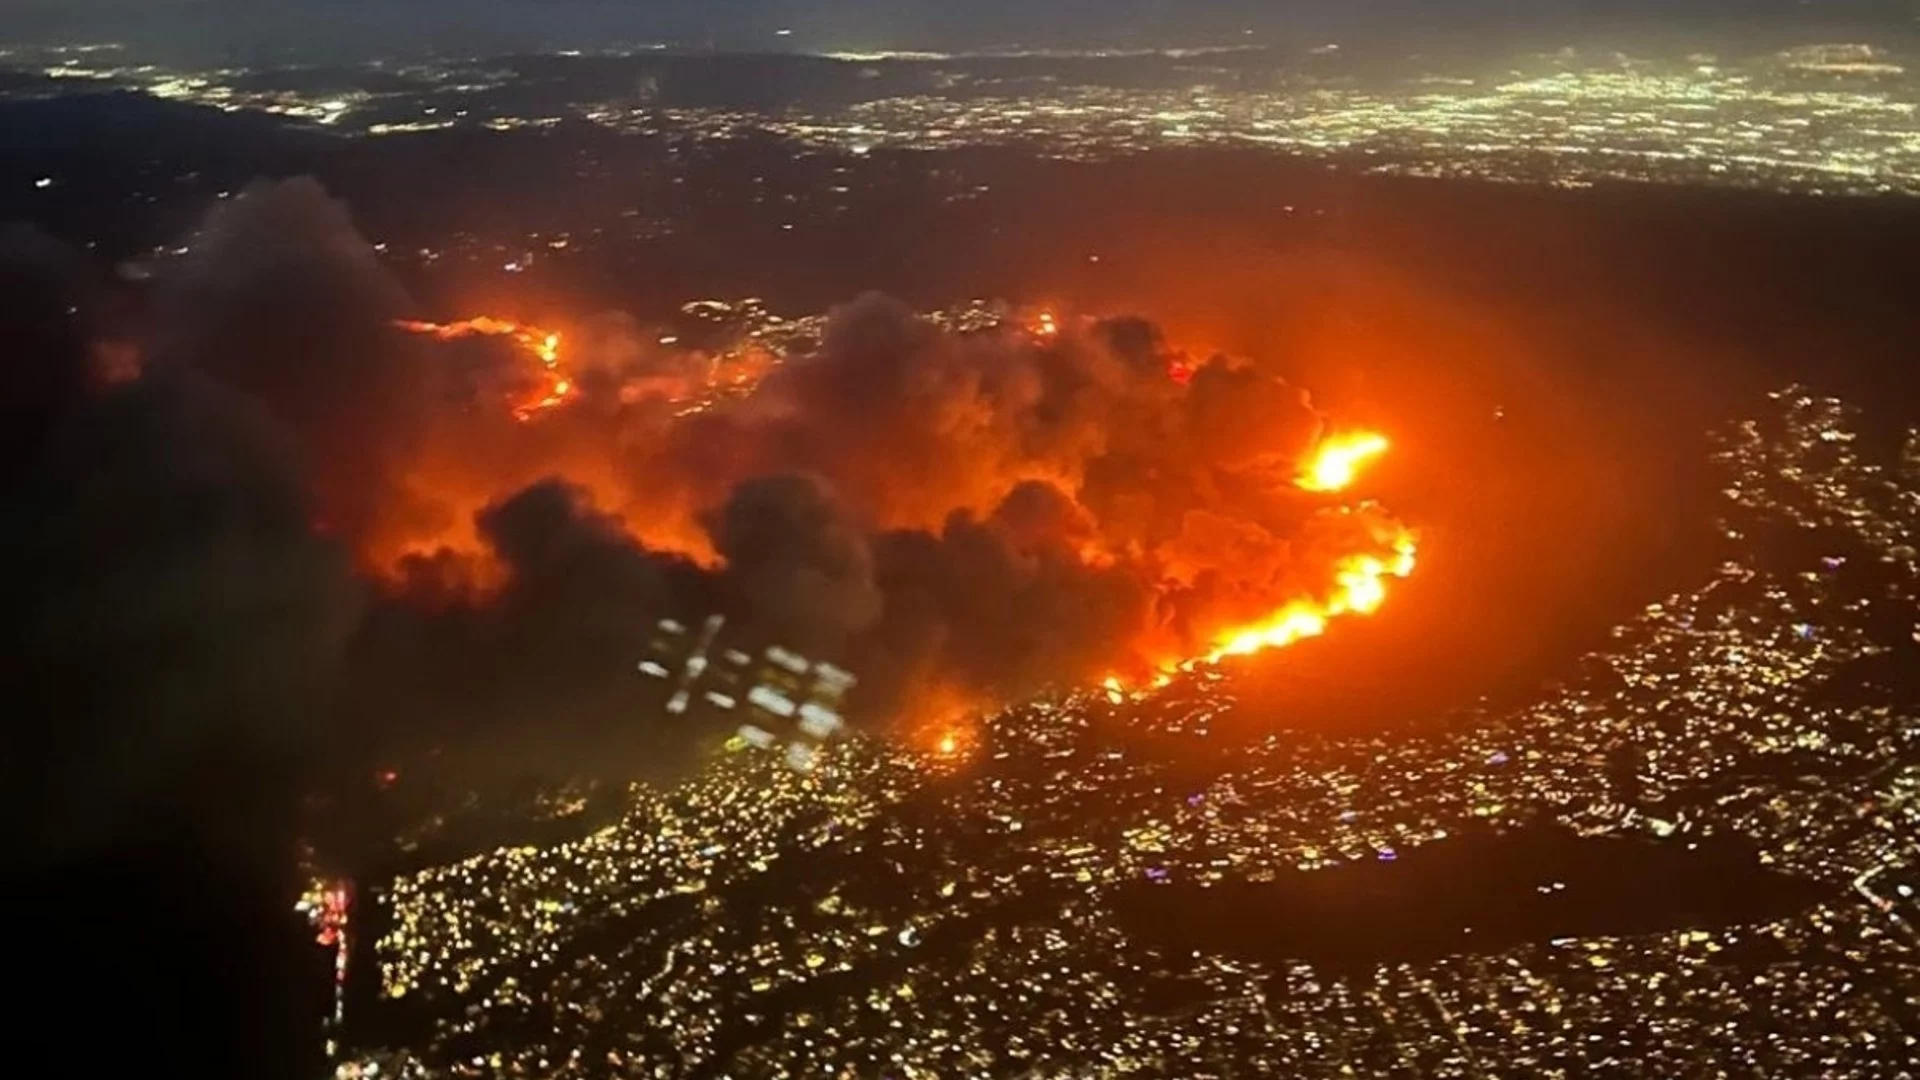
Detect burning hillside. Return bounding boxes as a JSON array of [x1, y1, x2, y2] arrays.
[[392, 318, 572, 421], [46, 179, 1424, 764], [382, 300, 1418, 692]]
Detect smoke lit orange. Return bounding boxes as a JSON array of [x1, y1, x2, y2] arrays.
[[386, 304, 1416, 702], [394, 317, 574, 421], [1187, 429, 1415, 668]]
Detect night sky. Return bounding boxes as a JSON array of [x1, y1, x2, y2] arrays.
[[5, 0, 1915, 60]]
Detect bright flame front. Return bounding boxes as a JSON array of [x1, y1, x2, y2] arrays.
[[1298, 432, 1391, 492], [1157, 428, 1416, 672], [1203, 527, 1417, 663], [395, 317, 574, 421]]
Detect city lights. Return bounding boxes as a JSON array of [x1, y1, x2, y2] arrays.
[[350, 387, 1920, 1078]]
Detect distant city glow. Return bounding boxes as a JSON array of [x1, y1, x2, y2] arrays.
[[30, 42, 1916, 196]]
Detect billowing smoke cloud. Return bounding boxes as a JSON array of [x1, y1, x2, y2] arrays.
[[343, 480, 714, 782], [2, 210, 362, 862], [704, 473, 885, 650], [864, 485, 1153, 710], [153, 177, 434, 546], [17, 178, 1411, 784], [1, 217, 362, 1080]]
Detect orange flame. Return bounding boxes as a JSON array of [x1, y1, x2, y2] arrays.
[[388, 310, 1416, 692], [1156, 428, 1415, 671], [922, 722, 980, 766], [1298, 432, 1390, 492], [394, 317, 574, 421], [1203, 528, 1417, 663]]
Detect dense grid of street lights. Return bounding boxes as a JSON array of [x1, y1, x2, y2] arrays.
[[12, 42, 1920, 196], [767, 58, 1920, 195], [346, 386, 1920, 1078]]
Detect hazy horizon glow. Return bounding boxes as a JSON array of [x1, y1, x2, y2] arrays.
[[5, 0, 1916, 63]]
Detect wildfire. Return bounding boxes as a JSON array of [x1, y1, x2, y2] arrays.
[[1203, 529, 1417, 663], [394, 317, 574, 421], [1298, 432, 1390, 492], [1150, 427, 1417, 674], [385, 304, 1417, 705], [922, 723, 979, 765]]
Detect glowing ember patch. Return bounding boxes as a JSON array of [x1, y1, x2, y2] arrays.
[[925, 724, 978, 764], [1299, 432, 1390, 492], [90, 340, 144, 386]]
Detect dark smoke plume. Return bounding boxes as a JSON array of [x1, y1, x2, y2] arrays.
[[2, 217, 361, 1080], [14, 177, 1406, 801], [342, 479, 715, 783], [704, 473, 886, 649]]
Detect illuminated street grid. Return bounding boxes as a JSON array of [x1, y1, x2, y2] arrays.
[[352, 387, 1920, 1078], [13, 43, 1920, 196], [680, 296, 1004, 361], [783, 60, 1920, 195], [656, 297, 1009, 419]]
